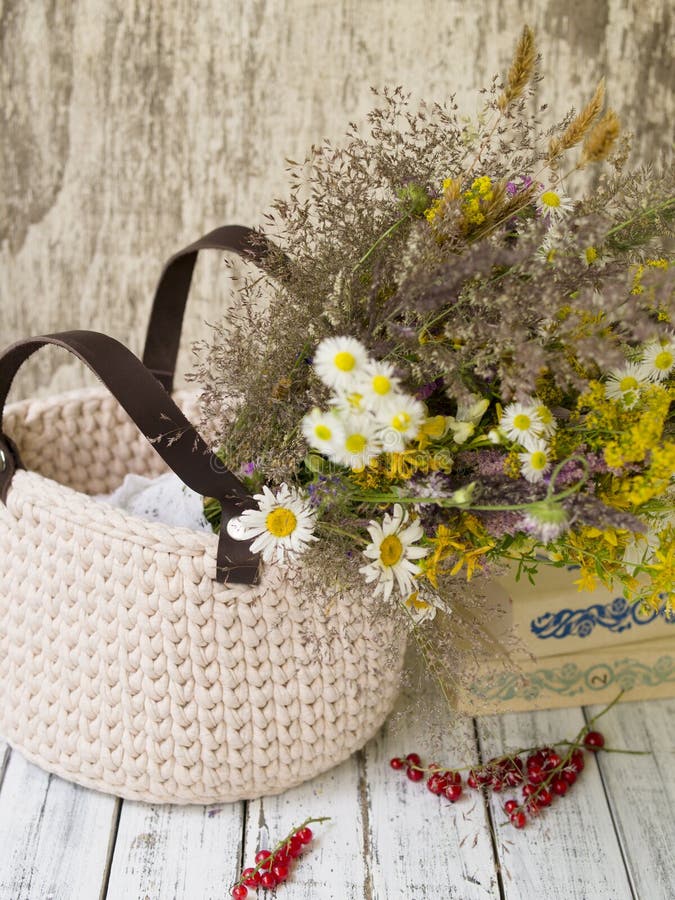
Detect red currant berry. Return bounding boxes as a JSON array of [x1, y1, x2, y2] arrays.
[[551, 776, 568, 796], [298, 827, 313, 844], [583, 731, 605, 751], [467, 773, 479, 789], [522, 784, 537, 798], [544, 751, 562, 770], [406, 752, 422, 767], [527, 799, 541, 815], [273, 847, 290, 865], [504, 799, 519, 814], [491, 779, 504, 793], [427, 774, 444, 795], [570, 749, 585, 773], [406, 766, 424, 782], [255, 850, 272, 869], [231, 886, 248, 900], [538, 787, 553, 807], [289, 834, 304, 857], [260, 871, 277, 889], [527, 751, 545, 769], [241, 868, 260, 887], [272, 862, 289, 882], [527, 764, 545, 784], [506, 769, 524, 787], [390, 757, 404, 770], [444, 783, 463, 802], [428, 762, 441, 771], [563, 769, 577, 786], [510, 811, 527, 828]]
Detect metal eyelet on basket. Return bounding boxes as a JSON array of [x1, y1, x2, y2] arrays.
[[0, 447, 6, 472]]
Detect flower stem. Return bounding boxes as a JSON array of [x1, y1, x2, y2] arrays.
[[352, 215, 408, 274]]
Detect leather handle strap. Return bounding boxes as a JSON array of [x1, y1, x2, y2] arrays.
[[0, 330, 260, 585], [142, 225, 274, 393]]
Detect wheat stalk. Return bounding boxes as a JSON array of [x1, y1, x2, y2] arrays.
[[498, 25, 536, 112], [548, 79, 606, 162], [580, 109, 621, 166]]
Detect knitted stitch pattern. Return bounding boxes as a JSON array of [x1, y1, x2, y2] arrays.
[[0, 388, 404, 804]]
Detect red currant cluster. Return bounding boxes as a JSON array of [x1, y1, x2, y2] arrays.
[[230, 817, 328, 898], [390, 730, 607, 829]]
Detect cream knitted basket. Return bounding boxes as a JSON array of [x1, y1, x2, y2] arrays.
[[0, 228, 405, 805]]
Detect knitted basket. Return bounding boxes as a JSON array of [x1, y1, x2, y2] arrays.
[[0, 228, 405, 804]]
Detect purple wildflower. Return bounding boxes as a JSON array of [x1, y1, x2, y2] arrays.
[[416, 377, 444, 401]]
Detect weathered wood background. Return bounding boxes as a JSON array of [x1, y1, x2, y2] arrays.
[[1, 0, 672, 400]]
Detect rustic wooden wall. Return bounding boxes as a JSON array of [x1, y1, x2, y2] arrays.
[[1, 0, 672, 400]]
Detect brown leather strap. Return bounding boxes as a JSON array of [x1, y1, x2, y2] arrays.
[[0, 331, 260, 585], [143, 225, 274, 393]]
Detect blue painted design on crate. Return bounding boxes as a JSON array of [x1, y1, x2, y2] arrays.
[[530, 596, 675, 640], [468, 654, 675, 701]]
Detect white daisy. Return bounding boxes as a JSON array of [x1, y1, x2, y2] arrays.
[[638, 337, 675, 382], [604, 363, 649, 405], [302, 407, 345, 453], [521, 500, 569, 543], [325, 413, 382, 469], [500, 400, 543, 449], [518, 439, 551, 483], [536, 185, 575, 223], [359, 504, 429, 602], [312, 336, 369, 391], [402, 586, 444, 624], [376, 395, 427, 453], [534, 401, 557, 438], [357, 360, 401, 408], [236, 483, 317, 566], [329, 390, 367, 415]]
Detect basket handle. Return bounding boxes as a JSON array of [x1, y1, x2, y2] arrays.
[[143, 225, 276, 394], [0, 330, 259, 585]]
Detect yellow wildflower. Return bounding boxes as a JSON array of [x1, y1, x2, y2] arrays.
[[461, 175, 495, 226], [422, 519, 494, 586]]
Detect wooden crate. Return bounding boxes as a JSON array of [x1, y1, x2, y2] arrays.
[[455, 567, 675, 713], [488, 564, 674, 657]]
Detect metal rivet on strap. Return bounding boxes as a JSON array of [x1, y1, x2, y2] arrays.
[[0, 447, 6, 472]]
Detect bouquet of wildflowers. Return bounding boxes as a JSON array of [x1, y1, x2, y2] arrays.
[[197, 26, 674, 632]]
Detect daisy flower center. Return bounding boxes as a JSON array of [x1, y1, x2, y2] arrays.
[[372, 374, 392, 395], [541, 190, 561, 208], [392, 412, 412, 431], [619, 375, 639, 391], [380, 534, 404, 566], [314, 424, 332, 441], [512, 413, 532, 431], [654, 350, 673, 371], [345, 433, 367, 453], [530, 451, 548, 471], [334, 351, 356, 372], [265, 507, 298, 538]]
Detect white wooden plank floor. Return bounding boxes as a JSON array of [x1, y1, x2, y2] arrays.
[[0, 685, 673, 900]]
